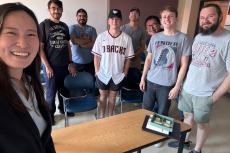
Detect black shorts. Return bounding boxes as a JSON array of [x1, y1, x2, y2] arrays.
[[96, 77, 123, 91]]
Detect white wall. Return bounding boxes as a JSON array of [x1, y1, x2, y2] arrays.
[[0, 0, 108, 33]]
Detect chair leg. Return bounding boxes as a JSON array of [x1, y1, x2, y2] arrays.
[[64, 112, 68, 127], [121, 101, 123, 113], [95, 106, 99, 120], [119, 90, 123, 114], [63, 98, 69, 127], [64, 101, 68, 127]]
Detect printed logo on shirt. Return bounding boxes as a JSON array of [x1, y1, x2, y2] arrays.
[[191, 41, 217, 68], [102, 45, 126, 55], [153, 41, 177, 70], [49, 25, 68, 49]]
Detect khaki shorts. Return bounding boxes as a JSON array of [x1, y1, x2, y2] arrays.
[[178, 90, 213, 123]]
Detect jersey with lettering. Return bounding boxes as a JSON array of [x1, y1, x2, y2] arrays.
[[92, 31, 134, 85]]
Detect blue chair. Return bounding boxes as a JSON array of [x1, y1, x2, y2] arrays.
[[119, 68, 143, 113], [60, 72, 97, 127], [119, 85, 143, 113]]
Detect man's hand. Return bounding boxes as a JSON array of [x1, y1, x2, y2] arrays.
[[212, 92, 219, 103], [139, 79, 146, 92], [168, 85, 180, 100], [45, 65, 54, 79], [68, 63, 77, 77]]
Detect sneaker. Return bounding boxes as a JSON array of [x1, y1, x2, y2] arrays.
[[189, 149, 201, 153], [168, 140, 192, 150]]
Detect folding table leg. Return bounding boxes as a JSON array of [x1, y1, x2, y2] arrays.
[[177, 132, 186, 153]]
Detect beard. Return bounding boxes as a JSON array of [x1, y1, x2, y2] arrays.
[[199, 20, 220, 35], [78, 19, 87, 26]]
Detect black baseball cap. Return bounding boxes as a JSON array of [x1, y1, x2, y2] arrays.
[[108, 9, 122, 19]]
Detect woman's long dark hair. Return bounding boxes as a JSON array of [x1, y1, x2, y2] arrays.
[[0, 3, 47, 112]]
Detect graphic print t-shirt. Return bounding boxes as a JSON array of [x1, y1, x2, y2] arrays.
[[147, 32, 191, 86], [183, 30, 230, 96], [40, 19, 70, 67]]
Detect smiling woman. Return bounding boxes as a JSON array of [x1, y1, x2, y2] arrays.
[[0, 11, 39, 71], [0, 2, 56, 153]]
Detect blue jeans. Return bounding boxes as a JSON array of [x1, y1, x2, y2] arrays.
[[176, 96, 184, 121], [43, 65, 68, 117], [143, 81, 173, 116]]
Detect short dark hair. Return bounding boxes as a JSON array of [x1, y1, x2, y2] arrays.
[[76, 8, 87, 16], [130, 7, 140, 16], [201, 3, 222, 19], [160, 6, 178, 17], [48, 0, 63, 9], [145, 15, 161, 26]]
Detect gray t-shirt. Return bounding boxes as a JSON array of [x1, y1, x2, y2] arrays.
[[147, 32, 191, 86], [121, 24, 145, 52], [183, 30, 230, 96], [121, 24, 145, 69]]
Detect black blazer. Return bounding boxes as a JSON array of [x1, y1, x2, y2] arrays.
[[0, 98, 56, 153]]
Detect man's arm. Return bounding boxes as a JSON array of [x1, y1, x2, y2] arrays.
[[123, 58, 131, 76], [67, 42, 72, 62], [70, 33, 91, 47], [212, 73, 230, 102], [168, 56, 190, 99], [94, 55, 101, 75], [80, 37, 96, 48], [81, 28, 97, 48], [40, 43, 53, 78], [139, 52, 152, 91], [67, 41, 76, 76]]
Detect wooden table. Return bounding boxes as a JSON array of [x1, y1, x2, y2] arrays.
[[52, 109, 191, 153]]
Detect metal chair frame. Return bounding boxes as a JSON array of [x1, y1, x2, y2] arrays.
[[60, 72, 98, 127]]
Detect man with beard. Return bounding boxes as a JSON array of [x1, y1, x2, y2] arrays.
[[69, 8, 97, 75], [169, 4, 230, 153], [40, 0, 76, 125]]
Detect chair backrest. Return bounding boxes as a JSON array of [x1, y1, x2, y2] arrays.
[[62, 72, 97, 127], [124, 68, 142, 89], [65, 72, 94, 89], [120, 87, 143, 102], [64, 72, 95, 96]]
